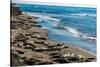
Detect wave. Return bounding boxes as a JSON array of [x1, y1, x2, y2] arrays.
[[64, 26, 96, 41], [70, 13, 96, 17], [26, 12, 61, 27], [26, 12, 96, 42], [64, 27, 82, 37], [26, 12, 60, 21]]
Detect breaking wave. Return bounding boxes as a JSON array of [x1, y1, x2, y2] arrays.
[[64, 26, 96, 41], [70, 13, 96, 17]]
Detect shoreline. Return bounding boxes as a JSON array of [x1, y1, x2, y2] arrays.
[[26, 11, 96, 54], [47, 39, 96, 57], [50, 39, 96, 56], [11, 4, 96, 66], [27, 12, 96, 57]]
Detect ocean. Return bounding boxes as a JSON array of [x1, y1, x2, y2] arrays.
[[17, 3, 96, 54]]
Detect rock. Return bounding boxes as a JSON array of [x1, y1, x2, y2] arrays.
[[48, 48, 61, 51], [23, 59, 36, 65], [24, 46, 34, 50], [11, 41, 16, 44], [38, 37, 47, 40], [15, 34, 27, 42], [17, 44, 22, 48], [36, 61, 53, 65], [78, 55, 84, 59], [30, 24, 42, 27], [47, 45, 56, 48], [52, 58, 70, 63], [49, 53, 60, 56], [70, 53, 75, 57], [16, 50, 24, 54], [63, 46, 69, 48], [43, 42, 48, 46], [34, 40, 44, 44], [33, 48, 46, 52], [63, 53, 80, 62], [28, 43, 36, 48], [31, 34, 41, 38], [56, 43, 63, 46], [27, 17, 32, 19], [87, 57, 95, 60], [56, 43, 69, 49], [63, 53, 71, 57], [85, 57, 95, 62], [25, 33, 32, 36], [50, 55, 62, 58], [23, 43, 28, 46], [67, 56, 79, 62], [21, 56, 27, 60]]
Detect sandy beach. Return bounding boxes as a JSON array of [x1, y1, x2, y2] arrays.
[[10, 3, 96, 66]]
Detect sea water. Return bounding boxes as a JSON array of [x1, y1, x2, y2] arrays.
[[18, 3, 96, 54]]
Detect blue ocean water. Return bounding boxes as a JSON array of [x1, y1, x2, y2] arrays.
[[17, 4, 96, 54]]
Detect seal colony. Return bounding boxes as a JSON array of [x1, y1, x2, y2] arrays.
[[10, 3, 96, 66]]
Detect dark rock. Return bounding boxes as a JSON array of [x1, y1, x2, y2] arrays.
[[56, 43, 63, 46], [27, 17, 32, 19], [29, 58, 40, 62], [34, 41, 44, 44], [49, 53, 60, 56], [15, 34, 27, 42], [67, 56, 79, 62], [11, 41, 16, 44], [48, 48, 61, 51], [24, 46, 34, 50], [16, 50, 24, 54], [85, 59, 91, 62], [17, 44, 22, 48], [47, 45, 56, 48], [21, 56, 27, 60], [36, 61, 53, 65], [38, 37, 47, 40], [85, 57, 95, 62], [30, 24, 42, 27], [25, 33, 32, 36], [28, 43, 36, 48], [63, 46, 69, 48], [23, 60, 36, 65], [87, 57, 95, 60], [52, 58, 70, 63], [23, 43, 28, 46], [51, 55, 62, 58]]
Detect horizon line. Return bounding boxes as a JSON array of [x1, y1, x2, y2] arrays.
[[12, 1, 96, 8]]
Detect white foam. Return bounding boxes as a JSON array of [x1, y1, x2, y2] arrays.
[[27, 12, 60, 21], [82, 35, 96, 41], [26, 12, 60, 27], [64, 26, 96, 41], [70, 13, 96, 17], [64, 27, 82, 37]]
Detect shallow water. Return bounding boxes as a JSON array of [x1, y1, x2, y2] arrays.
[[18, 3, 96, 54]]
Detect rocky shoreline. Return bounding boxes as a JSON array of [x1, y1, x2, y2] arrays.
[[10, 4, 96, 66]]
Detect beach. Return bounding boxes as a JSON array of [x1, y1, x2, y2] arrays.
[[10, 3, 96, 66]]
